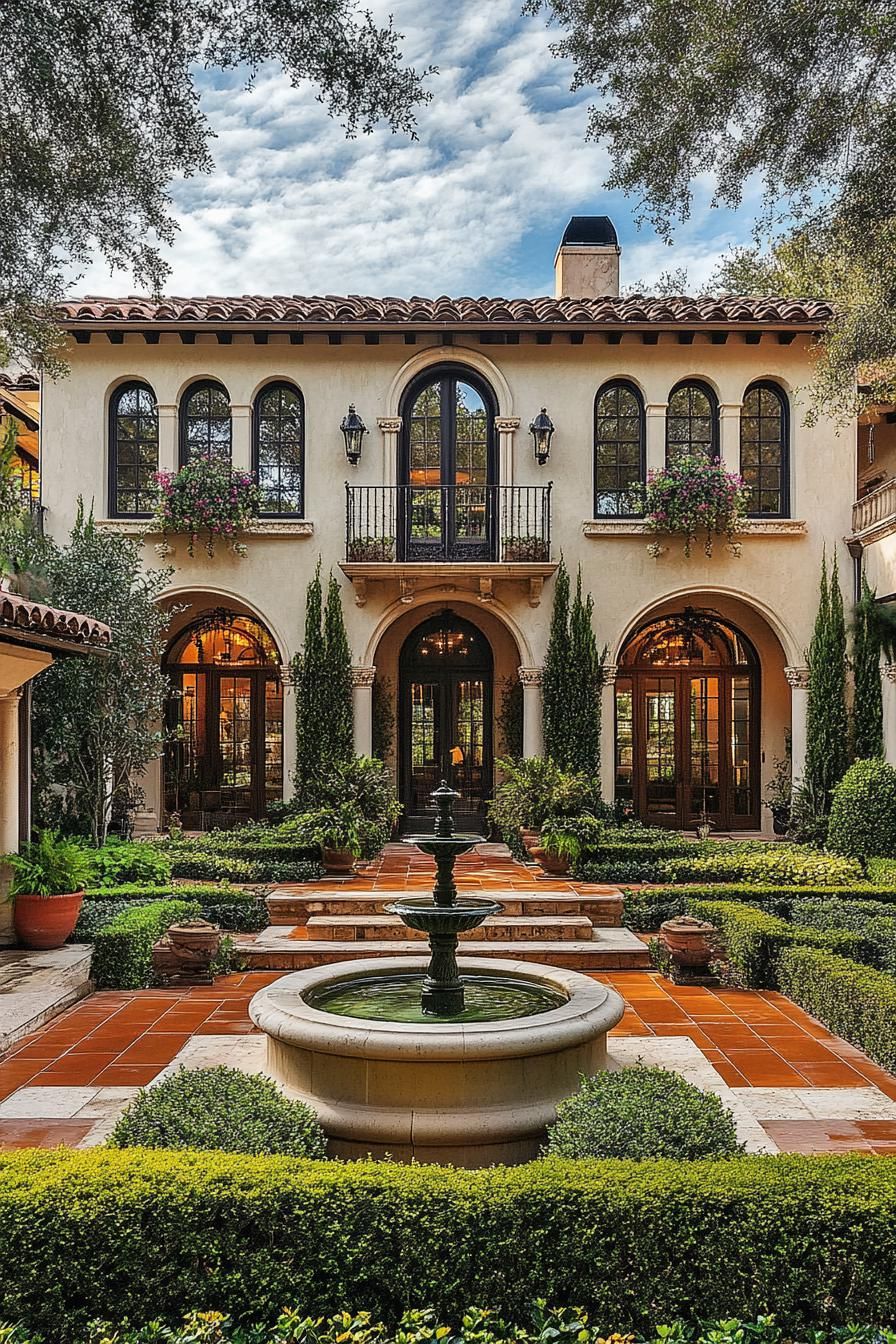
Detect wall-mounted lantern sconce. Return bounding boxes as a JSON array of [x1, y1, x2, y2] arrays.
[[341, 404, 367, 465], [529, 407, 555, 465]]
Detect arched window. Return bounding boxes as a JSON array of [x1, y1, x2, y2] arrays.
[[109, 381, 158, 517], [594, 380, 645, 516], [253, 382, 304, 516], [665, 380, 719, 464], [741, 381, 789, 517], [179, 380, 231, 465]]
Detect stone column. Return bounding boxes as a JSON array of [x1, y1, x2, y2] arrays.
[[883, 665, 896, 767], [645, 403, 667, 474], [600, 663, 618, 801], [157, 404, 178, 474], [518, 666, 543, 758], [495, 417, 521, 489], [719, 403, 741, 472], [231, 404, 252, 473], [785, 666, 810, 787], [352, 666, 377, 757], [0, 690, 19, 853], [377, 417, 402, 488]]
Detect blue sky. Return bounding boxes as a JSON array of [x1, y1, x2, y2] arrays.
[[78, 0, 760, 300]]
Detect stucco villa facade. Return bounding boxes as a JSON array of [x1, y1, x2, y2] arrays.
[[38, 216, 860, 836]]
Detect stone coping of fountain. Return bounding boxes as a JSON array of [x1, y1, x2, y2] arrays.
[[248, 956, 624, 1062]]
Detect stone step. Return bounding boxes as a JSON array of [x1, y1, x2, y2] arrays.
[[304, 913, 594, 943], [0, 944, 94, 1055], [241, 928, 650, 972], [266, 889, 624, 927]]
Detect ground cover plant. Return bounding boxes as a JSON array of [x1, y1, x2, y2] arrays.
[[2, 1150, 896, 1338], [544, 1065, 741, 1159], [108, 1067, 326, 1158], [91, 839, 172, 888]]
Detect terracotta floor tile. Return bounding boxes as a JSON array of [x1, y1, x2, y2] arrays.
[[91, 1064, 163, 1087], [33, 1052, 120, 1084], [0, 1119, 95, 1149], [114, 1034, 191, 1066], [722, 1050, 808, 1086], [790, 1060, 870, 1087], [193, 1021, 257, 1035], [707, 1058, 750, 1087]]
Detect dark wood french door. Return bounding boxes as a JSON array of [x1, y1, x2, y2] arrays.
[[399, 613, 493, 832]]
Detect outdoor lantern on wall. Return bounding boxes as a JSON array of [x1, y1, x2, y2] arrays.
[[529, 407, 555, 465], [341, 404, 367, 465]]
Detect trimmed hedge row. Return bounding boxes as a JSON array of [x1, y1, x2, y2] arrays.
[[777, 946, 896, 1076], [576, 844, 864, 889], [83, 883, 268, 933], [687, 899, 868, 988], [2, 1150, 896, 1337], [792, 899, 896, 975], [91, 899, 201, 989], [622, 884, 896, 933], [168, 849, 323, 884]]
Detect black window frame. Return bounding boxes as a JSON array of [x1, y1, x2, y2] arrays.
[[665, 379, 720, 465], [179, 379, 231, 466], [593, 378, 646, 517], [252, 380, 305, 518], [740, 380, 790, 518], [108, 379, 159, 518]]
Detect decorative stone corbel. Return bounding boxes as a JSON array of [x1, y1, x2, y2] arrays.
[[784, 665, 810, 690], [350, 576, 368, 607], [528, 576, 544, 607], [399, 576, 417, 604], [478, 577, 494, 603]]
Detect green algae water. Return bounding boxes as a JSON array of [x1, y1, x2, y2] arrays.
[[306, 973, 566, 1023]]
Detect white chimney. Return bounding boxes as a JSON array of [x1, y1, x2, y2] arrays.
[[554, 216, 620, 299]]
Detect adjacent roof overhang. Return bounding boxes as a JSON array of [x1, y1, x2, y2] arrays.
[[0, 591, 111, 659]]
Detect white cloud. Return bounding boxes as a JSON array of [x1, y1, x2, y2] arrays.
[[73, 0, 756, 299]]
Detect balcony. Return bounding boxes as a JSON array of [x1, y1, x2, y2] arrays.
[[853, 477, 896, 543], [341, 484, 557, 607]]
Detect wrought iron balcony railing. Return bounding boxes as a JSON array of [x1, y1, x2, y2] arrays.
[[345, 483, 552, 563]]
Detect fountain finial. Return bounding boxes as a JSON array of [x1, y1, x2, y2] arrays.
[[432, 779, 459, 838]]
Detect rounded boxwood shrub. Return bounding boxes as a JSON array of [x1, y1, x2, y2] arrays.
[[828, 758, 896, 861], [544, 1065, 741, 1160], [107, 1066, 326, 1158]]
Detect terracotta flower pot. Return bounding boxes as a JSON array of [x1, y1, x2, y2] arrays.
[[519, 827, 540, 855], [167, 919, 221, 959], [14, 891, 84, 950], [528, 846, 570, 877], [660, 915, 716, 969], [323, 847, 357, 875]]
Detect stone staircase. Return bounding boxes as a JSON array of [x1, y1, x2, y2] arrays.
[[242, 885, 651, 972]]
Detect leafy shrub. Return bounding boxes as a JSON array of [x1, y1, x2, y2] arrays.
[[74, 899, 154, 942], [5, 1150, 896, 1338], [488, 757, 598, 835], [92, 839, 172, 888], [82, 884, 268, 933], [108, 1067, 326, 1158], [663, 844, 863, 888], [777, 946, 896, 1075], [92, 899, 201, 989], [688, 899, 869, 988], [545, 1066, 741, 1160], [574, 858, 665, 885], [622, 883, 896, 932], [791, 898, 896, 973], [828, 758, 896, 861], [1, 830, 96, 896], [166, 848, 322, 885], [154, 460, 262, 557]]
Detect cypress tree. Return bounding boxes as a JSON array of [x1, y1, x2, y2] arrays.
[[294, 560, 326, 799], [542, 559, 604, 778], [542, 558, 570, 764], [804, 550, 850, 811], [323, 570, 354, 765], [853, 574, 884, 760]]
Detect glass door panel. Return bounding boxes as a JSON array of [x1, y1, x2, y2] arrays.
[[615, 678, 634, 804], [219, 675, 253, 813], [644, 676, 677, 820], [264, 678, 284, 807], [689, 675, 721, 818], [409, 680, 441, 814], [452, 677, 486, 806], [452, 383, 489, 549], [731, 674, 753, 817]]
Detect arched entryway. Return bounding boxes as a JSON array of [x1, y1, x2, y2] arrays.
[[616, 610, 760, 830], [399, 611, 494, 832], [163, 610, 283, 829]]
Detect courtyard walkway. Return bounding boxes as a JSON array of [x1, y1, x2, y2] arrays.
[[2, 847, 896, 1154]]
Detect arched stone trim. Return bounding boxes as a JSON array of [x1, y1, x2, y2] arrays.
[[158, 584, 291, 667], [611, 584, 798, 667], [363, 588, 532, 666], [385, 344, 513, 420]]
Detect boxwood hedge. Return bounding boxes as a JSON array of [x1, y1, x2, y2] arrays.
[[91, 899, 201, 989], [2, 1150, 896, 1338], [621, 884, 896, 933], [777, 946, 896, 1076], [687, 899, 868, 988], [83, 884, 268, 933]]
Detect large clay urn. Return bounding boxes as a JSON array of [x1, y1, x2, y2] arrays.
[[14, 891, 84, 950], [528, 845, 571, 877], [323, 847, 357, 875], [167, 918, 222, 960], [660, 914, 717, 969]]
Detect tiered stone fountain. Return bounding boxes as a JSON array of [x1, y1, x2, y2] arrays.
[[249, 782, 624, 1165]]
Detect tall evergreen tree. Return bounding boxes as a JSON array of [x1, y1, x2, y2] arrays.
[[853, 574, 885, 761], [323, 571, 354, 765], [541, 559, 570, 764], [542, 559, 604, 778], [804, 550, 850, 811], [294, 560, 326, 800]]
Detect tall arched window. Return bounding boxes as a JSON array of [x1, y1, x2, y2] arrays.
[[179, 380, 231, 465], [594, 380, 645, 516], [253, 381, 304, 516], [741, 381, 789, 517], [666, 380, 719, 464], [109, 381, 158, 517]]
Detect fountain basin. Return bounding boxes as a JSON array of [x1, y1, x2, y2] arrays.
[[383, 895, 503, 934], [249, 956, 625, 1166]]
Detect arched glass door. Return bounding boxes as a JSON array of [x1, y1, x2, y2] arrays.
[[164, 611, 283, 829], [399, 612, 493, 831], [615, 612, 760, 829], [400, 370, 496, 560]]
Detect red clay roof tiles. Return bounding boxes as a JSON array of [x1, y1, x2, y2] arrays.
[[0, 590, 111, 648]]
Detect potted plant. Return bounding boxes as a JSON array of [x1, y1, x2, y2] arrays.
[[763, 755, 792, 837], [347, 536, 395, 562], [630, 455, 751, 557], [291, 804, 363, 874], [528, 813, 605, 877], [2, 831, 96, 950], [153, 460, 263, 558], [502, 534, 549, 562], [488, 757, 597, 854]]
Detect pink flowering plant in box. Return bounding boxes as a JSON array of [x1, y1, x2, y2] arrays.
[[630, 455, 752, 558], [153, 460, 263, 558]]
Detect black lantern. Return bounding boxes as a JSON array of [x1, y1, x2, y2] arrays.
[[341, 404, 367, 466], [529, 407, 554, 465]]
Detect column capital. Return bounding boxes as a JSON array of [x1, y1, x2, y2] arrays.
[[645, 402, 668, 415], [494, 417, 521, 433], [883, 664, 896, 685], [719, 402, 742, 417], [602, 662, 618, 685], [784, 665, 810, 689], [351, 665, 377, 689], [518, 665, 542, 688], [377, 416, 402, 434]]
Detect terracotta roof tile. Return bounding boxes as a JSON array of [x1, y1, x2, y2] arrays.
[[0, 590, 111, 648], [56, 294, 833, 328]]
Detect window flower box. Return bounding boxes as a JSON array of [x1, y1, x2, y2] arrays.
[[503, 535, 550, 562], [153, 461, 263, 558], [346, 536, 395, 562], [630, 456, 751, 557]]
